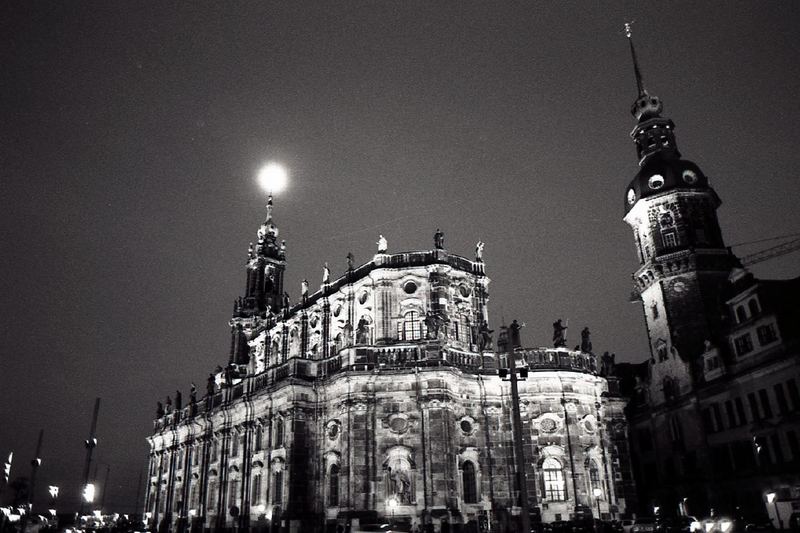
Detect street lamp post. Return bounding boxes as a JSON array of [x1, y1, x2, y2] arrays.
[[767, 492, 782, 531], [498, 322, 532, 533], [387, 496, 398, 528], [593, 488, 603, 533]]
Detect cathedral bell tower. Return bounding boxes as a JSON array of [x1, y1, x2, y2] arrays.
[[229, 195, 287, 365], [621, 25, 738, 381]]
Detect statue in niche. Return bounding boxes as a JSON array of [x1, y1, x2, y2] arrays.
[[434, 228, 445, 249], [390, 467, 411, 504], [580, 327, 592, 353], [475, 241, 485, 261], [356, 317, 369, 345], [343, 320, 354, 347], [477, 320, 494, 351], [424, 311, 439, 339], [552, 319, 568, 348], [377, 235, 388, 253], [156, 401, 164, 417], [323, 262, 330, 283]]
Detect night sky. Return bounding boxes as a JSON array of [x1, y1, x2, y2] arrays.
[[2, 1, 799, 514]]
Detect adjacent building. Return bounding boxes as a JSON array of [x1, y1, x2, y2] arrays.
[[618, 29, 800, 521]]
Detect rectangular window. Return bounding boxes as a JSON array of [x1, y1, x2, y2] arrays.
[[274, 471, 284, 503], [759, 389, 773, 419], [702, 409, 714, 433], [771, 434, 784, 464], [231, 436, 239, 458], [735, 398, 747, 424], [786, 430, 800, 461], [787, 379, 800, 411], [757, 324, 778, 345], [662, 231, 677, 248], [774, 383, 789, 415], [734, 334, 754, 356], [638, 428, 653, 452], [748, 392, 760, 421], [712, 404, 724, 431], [251, 474, 262, 505], [725, 400, 737, 427], [228, 479, 239, 508]]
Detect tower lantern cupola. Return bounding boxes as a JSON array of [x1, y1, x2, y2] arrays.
[[625, 23, 680, 165]]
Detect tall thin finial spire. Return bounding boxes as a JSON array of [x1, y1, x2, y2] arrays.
[[265, 194, 274, 223], [624, 21, 646, 98]]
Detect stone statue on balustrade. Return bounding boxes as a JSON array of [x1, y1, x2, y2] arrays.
[[552, 319, 568, 348], [175, 390, 182, 411], [434, 228, 445, 249], [475, 241, 485, 262], [207, 373, 216, 395], [600, 352, 616, 377], [156, 401, 164, 418], [189, 383, 197, 404], [580, 327, 592, 353], [356, 317, 369, 344], [477, 320, 494, 352], [343, 320, 354, 347]]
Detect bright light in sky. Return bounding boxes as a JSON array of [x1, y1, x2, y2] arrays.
[[257, 162, 288, 194]]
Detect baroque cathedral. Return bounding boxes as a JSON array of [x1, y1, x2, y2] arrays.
[[144, 201, 636, 531]]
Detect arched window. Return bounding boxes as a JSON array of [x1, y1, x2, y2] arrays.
[[207, 481, 217, 510], [736, 306, 747, 323], [399, 311, 423, 341], [542, 457, 566, 501], [748, 299, 760, 316], [254, 426, 263, 451], [588, 460, 601, 493], [231, 436, 239, 457], [274, 418, 284, 447], [251, 474, 262, 505], [329, 464, 340, 506], [462, 461, 478, 504], [228, 479, 239, 509]]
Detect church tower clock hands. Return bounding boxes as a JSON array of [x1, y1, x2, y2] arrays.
[[621, 23, 738, 382]]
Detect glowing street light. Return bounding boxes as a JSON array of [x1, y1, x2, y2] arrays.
[[766, 492, 783, 530], [257, 162, 288, 195], [48, 486, 59, 499], [387, 496, 399, 526], [82, 483, 95, 504]]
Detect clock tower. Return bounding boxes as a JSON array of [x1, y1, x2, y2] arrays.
[[621, 25, 738, 386]]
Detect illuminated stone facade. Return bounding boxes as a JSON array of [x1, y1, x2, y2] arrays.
[[145, 201, 635, 532]]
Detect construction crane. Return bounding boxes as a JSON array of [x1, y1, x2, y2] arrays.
[[733, 233, 800, 267]]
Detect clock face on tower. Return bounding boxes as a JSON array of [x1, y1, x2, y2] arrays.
[[672, 280, 687, 293]]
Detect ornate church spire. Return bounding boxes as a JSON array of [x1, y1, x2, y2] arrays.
[[624, 22, 679, 164]]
